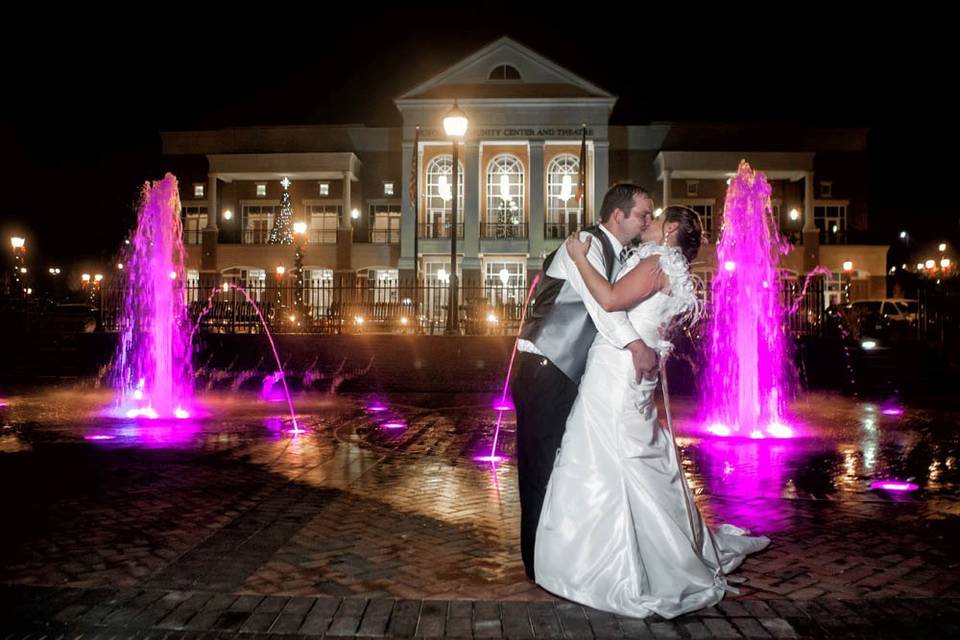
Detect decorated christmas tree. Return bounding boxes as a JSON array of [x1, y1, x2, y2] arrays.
[[268, 177, 294, 244]]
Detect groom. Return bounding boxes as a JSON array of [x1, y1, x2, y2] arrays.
[[511, 182, 659, 580]]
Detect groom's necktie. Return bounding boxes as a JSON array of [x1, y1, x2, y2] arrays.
[[618, 247, 628, 265]]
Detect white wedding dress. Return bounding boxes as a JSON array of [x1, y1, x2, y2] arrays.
[[534, 243, 770, 619]]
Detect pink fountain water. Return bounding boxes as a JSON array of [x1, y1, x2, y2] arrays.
[[110, 174, 193, 419], [703, 161, 793, 439], [191, 283, 301, 432]]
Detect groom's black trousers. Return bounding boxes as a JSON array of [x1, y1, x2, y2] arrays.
[[510, 351, 579, 580]]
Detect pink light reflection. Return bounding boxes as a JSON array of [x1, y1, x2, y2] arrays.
[[474, 455, 506, 463], [380, 421, 406, 430], [870, 480, 918, 492]]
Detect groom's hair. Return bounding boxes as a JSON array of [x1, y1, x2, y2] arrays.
[[599, 183, 651, 223]]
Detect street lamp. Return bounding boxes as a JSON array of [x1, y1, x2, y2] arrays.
[[842, 261, 853, 272], [788, 209, 800, 222], [443, 100, 468, 335], [9, 237, 26, 303], [939, 243, 947, 252]]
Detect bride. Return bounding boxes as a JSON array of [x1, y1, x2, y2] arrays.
[[534, 205, 770, 619]]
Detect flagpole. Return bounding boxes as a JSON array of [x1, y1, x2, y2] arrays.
[[576, 123, 587, 226], [412, 126, 420, 286]]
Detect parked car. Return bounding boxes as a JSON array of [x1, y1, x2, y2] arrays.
[[844, 299, 918, 346]]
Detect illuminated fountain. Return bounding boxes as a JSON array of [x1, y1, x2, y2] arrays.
[[703, 161, 793, 439]]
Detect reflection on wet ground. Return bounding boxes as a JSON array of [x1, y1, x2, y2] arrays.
[[0, 387, 957, 601]]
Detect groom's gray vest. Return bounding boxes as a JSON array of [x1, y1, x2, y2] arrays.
[[519, 225, 619, 383]]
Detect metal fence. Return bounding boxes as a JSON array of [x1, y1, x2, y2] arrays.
[[95, 272, 829, 337]]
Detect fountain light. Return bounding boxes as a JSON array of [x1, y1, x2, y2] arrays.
[[749, 430, 765, 439], [706, 423, 731, 437], [126, 407, 159, 419], [85, 434, 115, 441], [381, 420, 406, 429], [169, 271, 177, 280], [174, 408, 190, 419], [767, 422, 794, 438], [870, 480, 918, 492]]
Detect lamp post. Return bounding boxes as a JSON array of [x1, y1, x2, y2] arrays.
[[9, 237, 26, 304], [443, 100, 468, 335]]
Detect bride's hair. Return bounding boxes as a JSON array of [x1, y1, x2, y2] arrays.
[[663, 206, 703, 263]]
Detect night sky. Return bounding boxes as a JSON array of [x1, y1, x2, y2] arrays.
[[1, 8, 955, 268]]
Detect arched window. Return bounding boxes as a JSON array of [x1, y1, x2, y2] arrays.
[[546, 154, 582, 239], [489, 64, 521, 80], [485, 154, 525, 238], [424, 154, 464, 238]]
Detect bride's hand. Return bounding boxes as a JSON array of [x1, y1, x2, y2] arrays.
[[565, 233, 591, 262]]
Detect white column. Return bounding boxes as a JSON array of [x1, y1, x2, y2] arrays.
[[399, 141, 416, 272], [461, 141, 481, 280], [662, 169, 672, 208], [206, 174, 218, 230], [341, 171, 353, 230], [803, 171, 816, 231], [528, 141, 545, 258]]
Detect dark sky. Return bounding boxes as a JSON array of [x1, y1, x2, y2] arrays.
[[1, 8, 955, 267]]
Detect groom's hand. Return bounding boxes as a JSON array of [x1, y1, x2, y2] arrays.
[[626, 340, 658, 382]]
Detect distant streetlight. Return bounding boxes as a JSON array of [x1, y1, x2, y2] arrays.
[[788, 209, 800, 221], [842, 261, 853, 272], [939, 243, 947, 252], [10, 237, 25, 250]]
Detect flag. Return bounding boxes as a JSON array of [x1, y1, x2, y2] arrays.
[[575, 124, 587, 210]]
